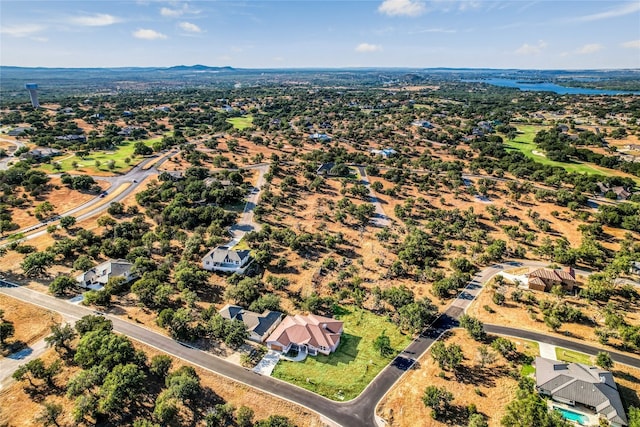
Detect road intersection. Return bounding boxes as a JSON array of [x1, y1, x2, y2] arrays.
[[2, 260, 639, 426]]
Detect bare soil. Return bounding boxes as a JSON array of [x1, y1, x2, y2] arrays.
[[377, 329, 525, 427], [0, 294, 61, 356]]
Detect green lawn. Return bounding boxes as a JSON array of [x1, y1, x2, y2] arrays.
[[521, 364, 535, 376], [504, 125, 608, 176], [555, 347, 592, 365], [227, 115, 254, 130], [40, 137, 161, 175], [521, 339, 540, 357], [271, 306, 412, 401]]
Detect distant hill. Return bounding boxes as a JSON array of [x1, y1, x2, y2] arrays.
[[165, 65, 235, 72]]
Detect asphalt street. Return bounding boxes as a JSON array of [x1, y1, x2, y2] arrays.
[[3, 260, 638, 426]]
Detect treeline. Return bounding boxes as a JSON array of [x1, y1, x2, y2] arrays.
[[12, 315, 296, 426]]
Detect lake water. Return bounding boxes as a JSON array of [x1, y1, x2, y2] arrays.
[[464, 78, 640, 95]]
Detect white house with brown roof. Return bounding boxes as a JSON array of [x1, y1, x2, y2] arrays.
[[265, 314, 343, 356], [528, 267, 576, 292]]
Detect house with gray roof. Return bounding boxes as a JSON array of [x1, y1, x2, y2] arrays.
[[202, 245, 252, 274], [219, 304, 283, 343], [535, 357, 628, 426], [75, 259, 137, 290]]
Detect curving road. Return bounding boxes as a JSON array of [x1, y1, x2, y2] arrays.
[[3, 260, 639, 426], [0, 137, 26, 170], [4, 151, 179, 242]]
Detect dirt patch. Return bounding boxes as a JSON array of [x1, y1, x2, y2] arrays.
[[0, 294, 61, 355], [9, 177, 108, 229], [377, 329, 524, 427], [467, 276, 640, 355]]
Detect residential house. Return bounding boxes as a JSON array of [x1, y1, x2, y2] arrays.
[[411, 120, 434, 129], [219, 304, 283, 343], [528, 267, 576, 292], [266, 314, 343, 356], [203, 177, 232, 187], [7, 127, 32, 136], [309, 133, 332, 142], [598, 183, 631, 201], [535, 357, 628, 426], [161, 171, 184, 181], [55, 134, 86, 142], [75, 259, 137, 290], [371, 148, 397, 158], [316, 162, 335, 176], [477, 121, 494, 133], [202, 246, 252, 274], [25, 147, 61, 160], [117, 126, 140, 137]]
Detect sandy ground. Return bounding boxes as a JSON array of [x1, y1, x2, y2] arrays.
[[0, 294, 61, 355], [377, 329, 528, 427], [8, 177, 109, 229]]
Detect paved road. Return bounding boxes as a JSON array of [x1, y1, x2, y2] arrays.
[[229, 163, 269, 239], [486, 324, 640, 368], [2, 260, 638, 426], [0, 137, 26, 170], [355, 166, 390, 227], [4, 151, 178, 242]]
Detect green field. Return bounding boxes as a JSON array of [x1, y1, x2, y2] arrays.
[[504, 125, 609, 176], [40, 137, 161, 175], [227, 115, 254, 130], [271, 306, 412, 401], [555, 347, 592, 365]]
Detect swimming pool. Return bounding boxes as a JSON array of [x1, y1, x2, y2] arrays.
[[554, 407, 589, 425]]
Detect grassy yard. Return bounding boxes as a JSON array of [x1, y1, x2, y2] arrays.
[[556, 347, 592, 365], [521, 364, 535, 376], [40, 137, 161, 175], [504, 125, 608, 176], [271, 306, 412, 401], [227, 115, 254, 130]]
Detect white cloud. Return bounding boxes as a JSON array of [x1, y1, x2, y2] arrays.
[[178, 21, 202, 33], [161, 6, 184, 17], [356, 43, 382, 53], [161, 3, 199, 18], [133, 28, 167, 40], [622, 40, 640, 49], [0, 24, 45, 37], [576, 43, 603, 54], [70, 13, 121, 26], [574, 2, 640, 22], [515, 40, 547, 55], [378, 0, 426, 17], [411, 27, 457, 34]]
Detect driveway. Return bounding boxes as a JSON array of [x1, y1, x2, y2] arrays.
[[356, 166, 390, 227], [252, 350, 281, 376]]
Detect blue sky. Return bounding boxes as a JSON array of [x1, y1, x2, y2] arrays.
[[1, 0, 639, 69]]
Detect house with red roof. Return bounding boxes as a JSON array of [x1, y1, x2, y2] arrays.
[[265, 313, 343, 357]]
